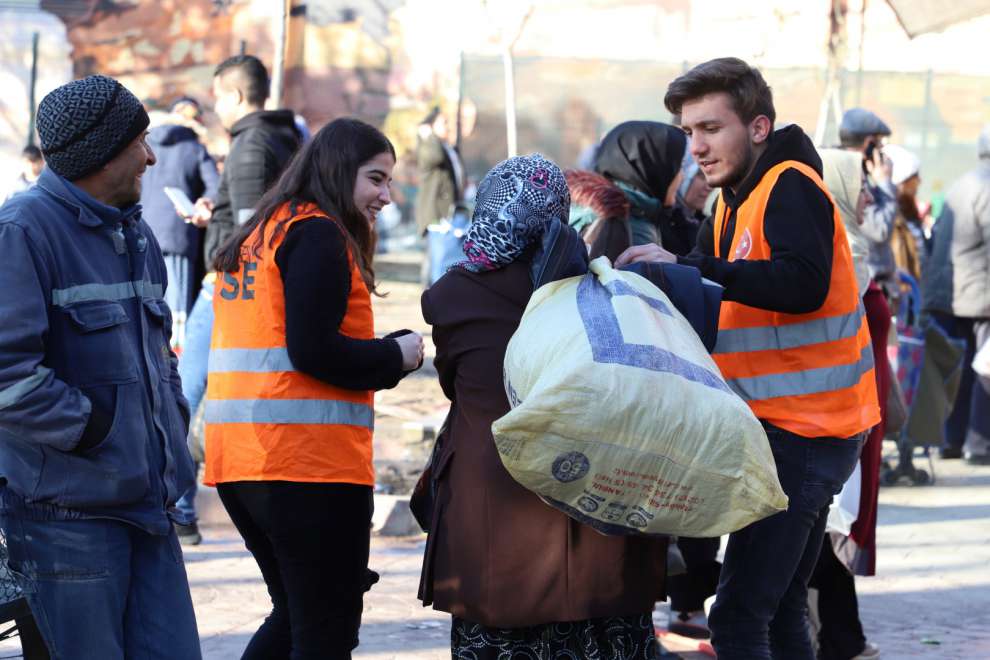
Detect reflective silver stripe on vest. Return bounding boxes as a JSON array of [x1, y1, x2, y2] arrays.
[[714, 305, 866, 355], [205, 398, 374, 429], [727, 345, 874, 401], [0, 366, 51, 410], [209, 347, 295, 373], [52, 280, 164, 307]]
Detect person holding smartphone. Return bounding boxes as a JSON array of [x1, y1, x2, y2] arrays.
[[839, 108, 898, 296]]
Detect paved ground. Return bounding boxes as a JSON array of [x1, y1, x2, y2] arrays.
[[5, 448, 980, 659], [182, 454, 990, 659], [3, 280, 989, 658]]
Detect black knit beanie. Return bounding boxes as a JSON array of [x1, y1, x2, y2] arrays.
[[37, 75, 150, 181]]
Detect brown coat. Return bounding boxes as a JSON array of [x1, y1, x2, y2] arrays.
[[418, 261, 667, 628]]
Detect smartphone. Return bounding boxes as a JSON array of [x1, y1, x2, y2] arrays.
[[864, 140, 877, 163], [164, 186, 196, 219]]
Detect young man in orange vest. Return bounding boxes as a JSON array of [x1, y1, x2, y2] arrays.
[[618, 58, 880, 660]]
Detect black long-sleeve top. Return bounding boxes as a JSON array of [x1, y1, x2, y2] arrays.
[[678, 125, 835, 315], [274, 218, 405, 391]]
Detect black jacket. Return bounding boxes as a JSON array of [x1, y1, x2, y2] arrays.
[[679, 125, 835, 314], [140, 123, 219, 258], [275, 219, 405, 391], [204, 110, 300, 269]]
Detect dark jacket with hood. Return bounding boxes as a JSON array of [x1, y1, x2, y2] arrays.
[[679, 125, 835, 314], [140, 123, 219, 258], [0, 168, 196, 533], [595, 120, 699, 256], [204, 109, 300, 268]]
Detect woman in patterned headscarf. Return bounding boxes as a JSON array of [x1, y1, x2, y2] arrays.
[[419, 154, 668, 659]]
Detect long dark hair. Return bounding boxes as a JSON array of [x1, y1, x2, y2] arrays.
[[213, 118, 395, 293]]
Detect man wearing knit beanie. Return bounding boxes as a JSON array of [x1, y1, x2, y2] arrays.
[[0, 75, 201, 658]]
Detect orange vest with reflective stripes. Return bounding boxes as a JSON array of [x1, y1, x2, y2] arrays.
[[204, 202, 375, 486], [712, 160, 880, 439]]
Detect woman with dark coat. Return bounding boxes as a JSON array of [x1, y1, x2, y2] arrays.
[[595, 120, 699, 255], [419, 154, 668, 658]]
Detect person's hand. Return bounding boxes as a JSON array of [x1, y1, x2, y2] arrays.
[[190, 198, 214, 228], [393, 331, 425, 371], [614, 243, 677, 268], [864, 148, 892, 184]]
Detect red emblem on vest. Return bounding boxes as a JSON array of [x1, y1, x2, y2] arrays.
[[734, 228, 753, 260]]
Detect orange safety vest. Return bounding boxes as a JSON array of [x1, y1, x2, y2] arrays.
[[204, 202, 375, 486], [712, 160, 880, 439]]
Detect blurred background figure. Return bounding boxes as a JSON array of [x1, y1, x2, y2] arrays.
[[840, 108, 897, 296], [3, 146, 44, 203], [140, 95, 220, 352], [175, 54, 301, 547], [594, 120, 699, 255], [885, 144, 927, 284], [923, 125, 990, 465], [415, 106, 464, 285], [676, 153, 714, 223], [809, 148, 886, 660]]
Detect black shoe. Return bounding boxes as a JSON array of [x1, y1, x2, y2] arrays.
[[940, 446, 963, 459], [667, 611, 711, 639], [174, 522, 202, 546]]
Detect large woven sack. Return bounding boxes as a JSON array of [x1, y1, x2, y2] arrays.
[[493, 257, 787, 537]]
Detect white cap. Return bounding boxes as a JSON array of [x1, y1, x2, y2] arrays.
[[884, 144, 920, 185]]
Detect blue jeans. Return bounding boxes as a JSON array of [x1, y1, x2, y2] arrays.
[[0, 512, 201, 659], [175, 279, 215, 522], [708, 426, 863, 660]]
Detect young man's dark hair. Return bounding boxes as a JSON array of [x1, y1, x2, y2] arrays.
[[664, 57, 776, 127], [21, 145, 43, 162], [214, 54, 270, 107]]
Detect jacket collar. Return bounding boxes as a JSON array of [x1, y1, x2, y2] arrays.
[[36, 168, 140, 228], [230, 109, 297, 138]]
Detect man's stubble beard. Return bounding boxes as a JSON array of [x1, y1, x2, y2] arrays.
[[722, 141, 756, 192]]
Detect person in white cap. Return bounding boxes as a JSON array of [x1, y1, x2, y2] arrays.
[[884, 144, 926, 282]]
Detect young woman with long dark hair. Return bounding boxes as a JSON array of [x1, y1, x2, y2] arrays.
[[204, 118, 424, 659]]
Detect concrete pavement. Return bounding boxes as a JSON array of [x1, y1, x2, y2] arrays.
[[182, 453, 990, 659]]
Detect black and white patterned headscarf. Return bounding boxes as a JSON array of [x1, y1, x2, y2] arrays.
[[460, 153, 570, 272]]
